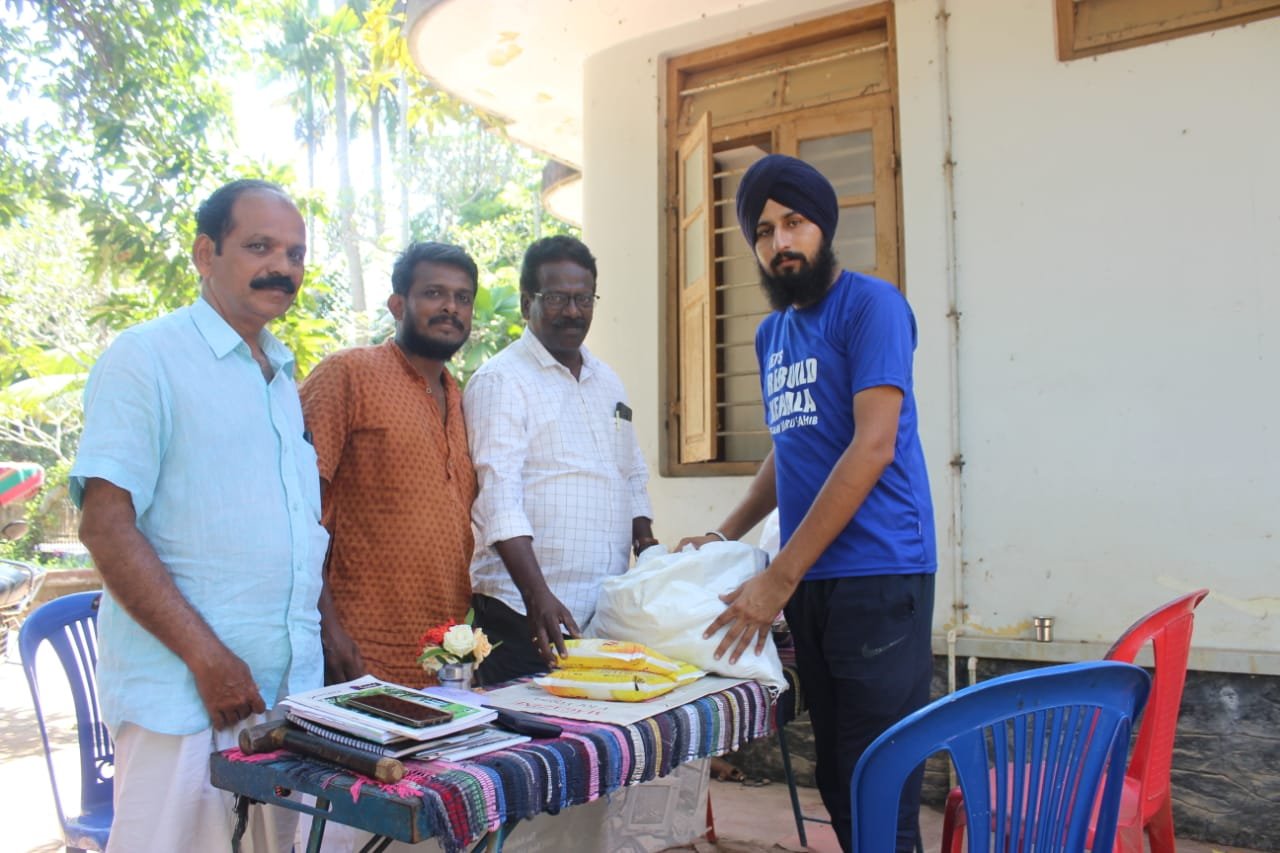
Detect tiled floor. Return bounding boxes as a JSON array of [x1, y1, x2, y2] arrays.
[[690, 772, 1262, 853]]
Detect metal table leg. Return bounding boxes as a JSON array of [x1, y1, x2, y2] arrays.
[[231, 795, 251, 853], [305, 795, 331, 852]]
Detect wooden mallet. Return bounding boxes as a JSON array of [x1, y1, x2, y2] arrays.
[[238, 720, 405, 784]]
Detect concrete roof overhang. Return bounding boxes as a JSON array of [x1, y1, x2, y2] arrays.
[[404, 0, 772, 223]]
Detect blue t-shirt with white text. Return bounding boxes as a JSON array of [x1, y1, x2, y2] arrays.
[[755, 270, 936, 579]]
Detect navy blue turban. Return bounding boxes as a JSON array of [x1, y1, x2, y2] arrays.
[[735, 154, 838, 246]]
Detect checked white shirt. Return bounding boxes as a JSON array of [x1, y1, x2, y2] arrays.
[[464, 329, 652, 629]]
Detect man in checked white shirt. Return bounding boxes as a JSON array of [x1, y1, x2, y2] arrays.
[[465, 235, 657, 684]]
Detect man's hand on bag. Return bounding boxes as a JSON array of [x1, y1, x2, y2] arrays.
[[525, 589, 581, 667], [704, 571, 792, 665], [675, 533, 721, 551], [632, 516, 659, 558]]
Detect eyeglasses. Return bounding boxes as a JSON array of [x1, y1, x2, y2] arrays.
[[534, 291, 599, 310]]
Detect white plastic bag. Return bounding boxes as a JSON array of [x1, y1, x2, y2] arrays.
[[586, 540, 787, 693]]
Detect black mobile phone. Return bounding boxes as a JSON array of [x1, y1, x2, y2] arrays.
[[341, 692, 454, 728], [493, 708, 563, 739]]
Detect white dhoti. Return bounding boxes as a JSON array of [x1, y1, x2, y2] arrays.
[[107, 711, 299, 853]]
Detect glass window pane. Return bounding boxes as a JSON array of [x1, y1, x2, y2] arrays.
[[833, 204, 876, 272], [683, 211, 706, 288], [683, 141, 705, 216], [799, 131, 873, 197]]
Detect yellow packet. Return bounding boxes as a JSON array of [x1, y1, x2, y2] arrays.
[[557, 638, 703, 681], [533, 667, 680, 702], [670, 661, 704, 684]]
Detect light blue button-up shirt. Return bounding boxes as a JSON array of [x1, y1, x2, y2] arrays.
[[71, 298, 327, 736]]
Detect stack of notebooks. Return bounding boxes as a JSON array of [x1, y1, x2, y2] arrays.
[[282, 677, 529, 761]]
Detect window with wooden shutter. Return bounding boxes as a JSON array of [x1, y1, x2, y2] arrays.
[[1055, 0, 1280, 60], [677, 113, 717, 463], [664, 3, 903, 475]]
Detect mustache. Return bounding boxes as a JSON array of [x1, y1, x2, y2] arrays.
[[249, 274, 298, 294], [552, 317, 587, 331], [770, 251, 809, 272], [428, 314, 466, 331]]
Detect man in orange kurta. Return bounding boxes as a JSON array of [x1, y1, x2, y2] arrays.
[[300, 243, 479, 687]]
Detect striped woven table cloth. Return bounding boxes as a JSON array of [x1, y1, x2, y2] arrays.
[[213, 678, 774, 852]]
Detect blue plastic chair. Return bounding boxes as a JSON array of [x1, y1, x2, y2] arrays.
[[851, 661, 1150, 853], [19, 591, 113, 852]]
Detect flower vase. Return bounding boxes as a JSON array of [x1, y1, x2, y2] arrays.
[[438, 661, 474, 692]]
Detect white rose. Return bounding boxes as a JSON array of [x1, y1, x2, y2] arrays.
[[442, 624, 476, 658]]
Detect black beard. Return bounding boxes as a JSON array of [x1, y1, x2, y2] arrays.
[[397, 316, 466, 360], [758, 242, 837, 311]]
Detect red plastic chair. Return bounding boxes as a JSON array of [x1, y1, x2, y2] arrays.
[[939, 588, 1209, 853]]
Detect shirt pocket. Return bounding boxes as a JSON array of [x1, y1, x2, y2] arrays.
[[614, 418, 638, 477]]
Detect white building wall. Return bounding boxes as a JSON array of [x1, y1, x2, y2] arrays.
[[581, 0, 1280, 668], [907, 0, 1280, 659]]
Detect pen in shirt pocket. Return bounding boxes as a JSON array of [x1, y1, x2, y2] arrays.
[[614, 402, 632, 431]]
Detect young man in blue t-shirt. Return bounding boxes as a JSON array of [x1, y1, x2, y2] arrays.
[[683, 154, 936, 853]]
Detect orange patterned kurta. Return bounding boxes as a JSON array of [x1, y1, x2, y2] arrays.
[[300, 340, 477, 687]]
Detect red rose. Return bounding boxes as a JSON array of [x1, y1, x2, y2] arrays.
[[420, 619, 458, 649]]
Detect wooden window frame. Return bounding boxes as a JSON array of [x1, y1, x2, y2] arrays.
[[662, 3, 902, 477], [1055, 0, 1280, 61]]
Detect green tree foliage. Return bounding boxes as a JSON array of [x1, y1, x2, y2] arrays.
[[0, 204, 105, 466], [0, 1, 338, 347], [252, 0, 471, 316], [424, 169, 576, 381], [0, 0, 578, 497], [0, 0, 343, 549], [252, 0, 576, 380], [365, 139, 578, 385], [1, 0, 235, 311], [457, 276, 523, 382], [0, 204, 109, 560]]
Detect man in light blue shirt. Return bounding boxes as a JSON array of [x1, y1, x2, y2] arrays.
[[72, 179, 328, 852]]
